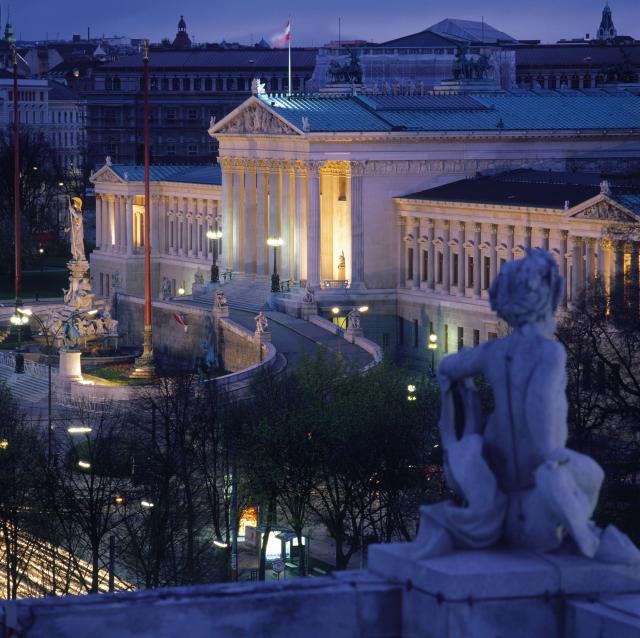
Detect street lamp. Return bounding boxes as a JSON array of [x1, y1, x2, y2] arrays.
[[10, 308, 29, 373], [267, 237, 284, 292], [428, 333, 438, 375], [206, 228, 222, 283], [407, 384, 417, 401]]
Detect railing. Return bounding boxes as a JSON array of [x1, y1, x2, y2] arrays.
[[321, 280, 350, 289], [0, 351, 57, 378]]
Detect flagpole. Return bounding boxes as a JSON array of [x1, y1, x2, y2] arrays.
[[288, 17, 291, 96], [132, 39, 155, 379]]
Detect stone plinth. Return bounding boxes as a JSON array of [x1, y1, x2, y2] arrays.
[[254, 331, 271, 345], [345, 326, 363, 343], [212, 305, 230, 321], [59, 349, 83, 381], [369, 543, 640, 638], [300, 302, 318, 321]]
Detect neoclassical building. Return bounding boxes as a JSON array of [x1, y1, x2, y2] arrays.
[[90, 163, 221, 298], [90, 87, 640, 366], [395, 170, 640, 361]]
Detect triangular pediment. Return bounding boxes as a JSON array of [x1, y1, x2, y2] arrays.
[[209, 96, 302, 137], [90, 164, 126, 185], [566, 194, 639, 224]]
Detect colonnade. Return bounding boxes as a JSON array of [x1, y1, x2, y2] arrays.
[[400, 216, 640, 310], [96, 194, 220, 264], [220, 157, 365, 289]]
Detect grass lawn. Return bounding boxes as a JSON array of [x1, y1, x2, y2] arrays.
[[85, 364, 153, 386]]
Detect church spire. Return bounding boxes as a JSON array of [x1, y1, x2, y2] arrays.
[[597, 2, 617, 40], [4, 5, 14, 44]]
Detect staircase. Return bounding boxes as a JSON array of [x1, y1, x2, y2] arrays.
[[0, 364, 50, 404], [196, 277, 272, 312]]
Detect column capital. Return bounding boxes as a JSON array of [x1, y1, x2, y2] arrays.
[[218, 156, 235, 171], [524, 226, 532, 237], [349, 160, 366, 177], [560, 229, 569, 240], [541, 227, 550, 238], [491, 223, 498, 234], [474, 222, 481, 233]]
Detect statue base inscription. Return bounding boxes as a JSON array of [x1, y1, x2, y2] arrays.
[[369, 544, 640, 638]]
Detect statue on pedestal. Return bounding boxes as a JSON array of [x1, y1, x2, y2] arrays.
[[414, 249, 639, 564], [65, 197, 86, 263], [255, 311, 269, 335], [302, 283, 315, 304], [194, 268, 205, 286], [215, 288, 228, 309], [160, 277, 172, 300], [337, 251, 346, 281], [346, 308, 361, 331]]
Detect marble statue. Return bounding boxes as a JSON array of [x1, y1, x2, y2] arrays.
[[302, 283, 314, 304], [66, 197, 86, 262], [414, 249, 640, 564], [215, 288, 228, 308], [194, 268, 205, 285], [302, 116, 311, 132], [338, 251, 346, 281], [255, 311, 269, 335], [251, 78, 266, 95], [114, 271, 122, 290], [346, 308, 360, 330], [160, 277, 172, 300]]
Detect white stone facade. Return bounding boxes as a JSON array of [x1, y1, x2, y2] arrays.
[[90, 166, 222, 299]]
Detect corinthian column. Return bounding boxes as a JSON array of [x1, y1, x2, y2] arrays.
[[280, 162, 292, 281], [474, 223, 481, 298], [294, 163, 307, 283], [427, 220, 435, 290], [256, 162, 269, 278], [220, 157, 234, 273], [412, 218, 420, 289], [96, 195, 103, 249], [306, 161, 322, 288], [442, 221, 450, 293], [458, 221, 466, 296], [232, 160, 244, 275], [244, 160, 256, 276], [560, 230, 568, 308], [350, 161, 365, 289]]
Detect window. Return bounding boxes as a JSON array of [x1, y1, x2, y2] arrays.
[[237, 78, 246, 91], [483, 256, 490, 290], [188, 108, 197, 120], [166, 108, 177, 122], [407, 247, 414, 280], [179, 222, 184, 250], [422, 250, 428, 281], [183, 78, 191, 91], [150, 77, 158, 91], [457, 327, 464, 351], [170, 220, 175, 247], [216, 78, 223, 91], [271, 77, 279, 92], [437, 252, 443, 283], [444, 324, 449, 353], [205, 78, 212, 91], [167, 144, 176, 156], [105, 77, 113, 91], [473, 329, 480, 347], [113, 77, 121, 91], [162, 78, 169, 91], [172, 78, 180, 91], [468, 256, 474, 287], [226, 78, 234, 91], [194, 78, 202, 91], [500, 257, 506, 270], [187, 144, 198, 156], [452, 254, 459, 286], [293, 77, 301, 91]]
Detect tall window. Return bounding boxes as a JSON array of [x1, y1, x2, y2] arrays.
[[422, 250, 428, 281], [457, 327, 464, 351], [444, 324, 449, 353], [452, 254, 459, 286], [183, 78, 191, 91], [483, 256, 490, 290], [205, 78, 212, 91], [437, 252, 443, 283], [468, 256, 474, 287], [407, 247, 414, 280], [473, 329, 480, 347]]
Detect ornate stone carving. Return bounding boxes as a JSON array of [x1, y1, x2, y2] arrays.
[[217, 104, 298, 136], [572, 200, 637, 223], [93, 168, 123, 184]]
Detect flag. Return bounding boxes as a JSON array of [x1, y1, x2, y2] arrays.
[[270, 21, 291, 47], [174, 312, 188, 333]]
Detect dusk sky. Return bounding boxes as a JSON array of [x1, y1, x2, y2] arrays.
[[12, 0, 640, 46]]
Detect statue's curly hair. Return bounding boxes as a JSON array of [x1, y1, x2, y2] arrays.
[[489, 249, 563, 328]]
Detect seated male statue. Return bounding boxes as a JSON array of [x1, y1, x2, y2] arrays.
[[415, 249, 640, 564]]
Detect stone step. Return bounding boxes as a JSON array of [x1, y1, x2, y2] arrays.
[[0, 364, 50, 404]]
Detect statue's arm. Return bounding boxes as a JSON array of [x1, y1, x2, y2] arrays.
[[438, 344, 486, 391], [524, 340, 568, 458]]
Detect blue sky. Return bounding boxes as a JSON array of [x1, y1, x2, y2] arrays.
[[12, 0, 640, 45]]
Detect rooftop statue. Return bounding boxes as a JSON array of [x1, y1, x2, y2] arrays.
[[415, 249, 640, 564], [452, 43, 491, 81], [327, 49, 363, 84]]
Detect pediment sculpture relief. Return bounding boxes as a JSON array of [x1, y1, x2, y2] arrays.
[[573, 201, 636, 223], [218, 105, 296, 136]]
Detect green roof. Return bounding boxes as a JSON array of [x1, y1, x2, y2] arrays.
[[106, 164, 221, 185], [257, 90, 640, 133]]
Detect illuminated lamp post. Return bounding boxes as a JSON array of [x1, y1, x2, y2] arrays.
[[428, 332, 438, 375], [267, 237, 283, 293], [206, 228, 222, 283]]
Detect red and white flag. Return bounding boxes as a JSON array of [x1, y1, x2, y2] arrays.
[[174, 312, 189, 333], [270, 21, 291, 47]]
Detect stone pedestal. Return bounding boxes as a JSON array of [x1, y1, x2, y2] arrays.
[[212, 306, 230, 322], [254, 331, 271, 345], [300, 302, 317, 321], [369, 544, 640, 638], [131, 325, 156, 380], [345, 326, 363, 343], [59, 349, 83, 381]]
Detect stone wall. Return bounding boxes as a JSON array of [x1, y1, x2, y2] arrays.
[[0, 572, 401, 638], [114, 295, 262, 373]]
